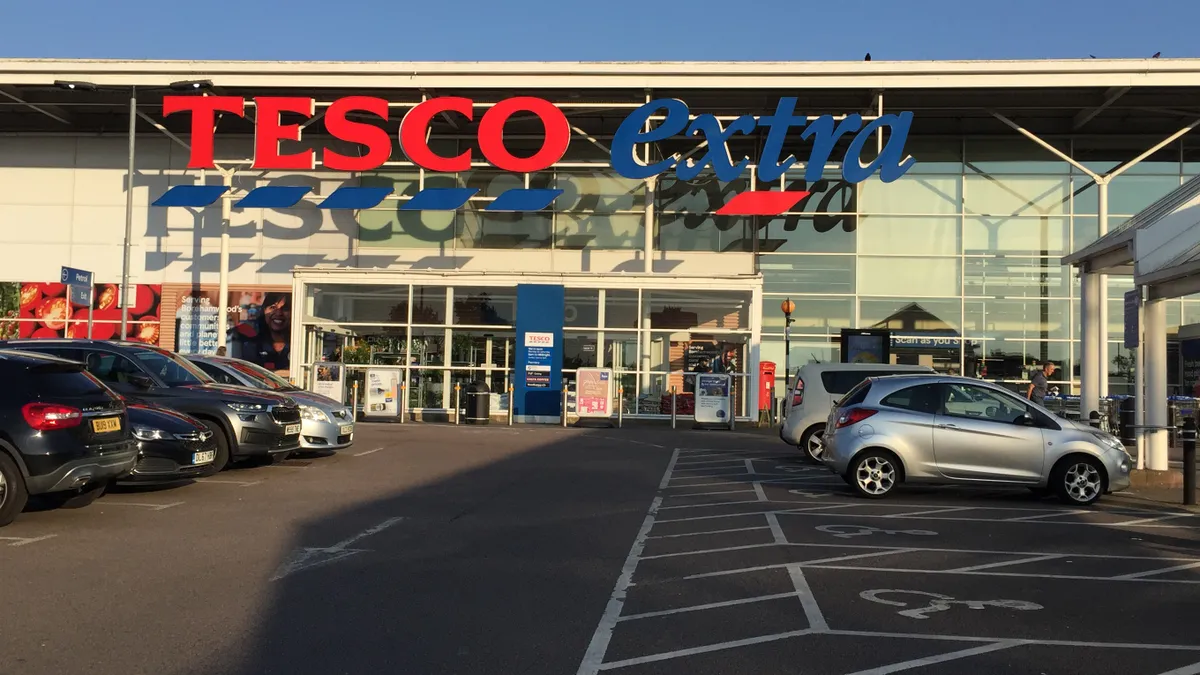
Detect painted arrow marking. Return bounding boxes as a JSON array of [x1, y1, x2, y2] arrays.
[[270, 516, 405, 582]]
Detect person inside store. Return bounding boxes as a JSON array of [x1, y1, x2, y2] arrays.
[[228, 293, 291, 373], [712, 345, 739, 373], [684, 356, 712, 394], [1026, 361, 1056, 406]]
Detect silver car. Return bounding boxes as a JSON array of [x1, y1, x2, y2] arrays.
[[822, 374, 1132, 505], [187, 355, 355, 451]]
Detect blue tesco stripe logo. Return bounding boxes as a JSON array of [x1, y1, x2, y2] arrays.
[[151, 186, 564, 211]]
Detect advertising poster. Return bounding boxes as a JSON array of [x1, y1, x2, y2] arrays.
[[313, 362, 346, 402], [575, 368, 613, 418], [364, 368, 401, 418], [15, 281, 161, 343], [524, 331, 554, 389], [175, 289, 292, 374], [694, 373, 732, 426]]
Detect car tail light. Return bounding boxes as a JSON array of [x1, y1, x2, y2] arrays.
[[835, 408, 877, 429], [22, 402, 83, 430], [792, 378, 805, 407]]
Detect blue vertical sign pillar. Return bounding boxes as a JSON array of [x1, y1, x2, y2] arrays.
[[514, 284, 565, 423]]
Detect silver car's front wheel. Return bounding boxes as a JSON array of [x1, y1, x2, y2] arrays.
[[851, 452, 898, 499], [800, 426, 825, 463], [1057, 458, 1105, 505]]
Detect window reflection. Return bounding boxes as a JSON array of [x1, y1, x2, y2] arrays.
[[759, 216, 856, 253], [861, 299, 962, 333], [964, 299, 1070, 339], [760, 255, 855, 294], [859, 257, 961, 297], [965, 216, 1069, 255], [311, 284, 408, 323], [964, 258, 1070, 298]]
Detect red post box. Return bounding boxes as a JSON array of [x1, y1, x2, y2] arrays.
[[758, 361, 777, 411]]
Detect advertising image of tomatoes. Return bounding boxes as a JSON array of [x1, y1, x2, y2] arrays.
[[126, 322, 160, 345], [95, 284, 119, 311], [37, 283, 66, 299], [131, 284, 160, 318], [65, 309, 118, 340], [19, 283, 42, 311], [35, 297, 71, 331]]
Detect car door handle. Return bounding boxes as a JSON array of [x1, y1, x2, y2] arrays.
[[936, 423, 958, 429]]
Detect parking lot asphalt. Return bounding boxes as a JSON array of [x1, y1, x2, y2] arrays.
[[3, 424, 1200, 675]]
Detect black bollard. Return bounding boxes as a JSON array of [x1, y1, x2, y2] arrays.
[[1183, 418, 1196, 506]]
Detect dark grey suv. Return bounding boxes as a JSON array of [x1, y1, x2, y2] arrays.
[[0, 340, 301, 471]]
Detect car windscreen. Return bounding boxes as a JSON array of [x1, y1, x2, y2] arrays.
[[132, 349, 212, 386], [821, 370, 906, 395], [227, 360, 295, 391]]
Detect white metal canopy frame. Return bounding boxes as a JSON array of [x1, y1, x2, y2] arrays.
[[287, 269, 764, 418], [1063, 176, 1200, 472]]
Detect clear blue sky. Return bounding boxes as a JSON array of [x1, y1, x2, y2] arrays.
[[3, 0, 1198, 62]]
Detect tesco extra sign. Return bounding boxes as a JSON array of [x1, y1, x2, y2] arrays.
[[164, 95, 916, 185]]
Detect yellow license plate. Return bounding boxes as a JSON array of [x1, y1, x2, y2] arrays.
[[91, 417, 122, 433]]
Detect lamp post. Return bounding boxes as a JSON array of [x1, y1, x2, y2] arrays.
[[781, 298, 796, 384]]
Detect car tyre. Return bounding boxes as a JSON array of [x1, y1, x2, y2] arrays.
[[849, 450, 900, 499], [45, 483, 106, 509], [0, 453, 29, 528], [1053, 456, 1106, 506], [200, 420, 232, 472], [799, 425, 826, 464]]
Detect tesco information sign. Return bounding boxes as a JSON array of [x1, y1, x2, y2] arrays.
[[163, 95, 916, 185]]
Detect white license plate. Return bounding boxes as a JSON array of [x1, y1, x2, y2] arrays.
[[192, 450, 216, 465], [285, 424, 301, 435], [339, 424, 353, 435]]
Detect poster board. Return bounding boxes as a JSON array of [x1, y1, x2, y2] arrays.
[[841, 329, 890, 364], [1179, 323, 1200, 397], [576, 368, 613, 418], [523, 331, 555, 389], [312, 362, 346, 402], [364, 368, 401, 418], [695, 373, 732, 426]]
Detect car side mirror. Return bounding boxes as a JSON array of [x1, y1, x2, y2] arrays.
[[127, 374, 155, 390], [1016, 412, 1036, 426]]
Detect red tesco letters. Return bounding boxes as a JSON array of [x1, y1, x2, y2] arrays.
[[163, 95, 571, 173]]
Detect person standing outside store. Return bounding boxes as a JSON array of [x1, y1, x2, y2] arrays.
[[1026, 361, 1056, 406]]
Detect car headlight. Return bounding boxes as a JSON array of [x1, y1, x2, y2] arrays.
[[1090, 431, 1125, 452], [133, 426, 171, 441], [301, 405, 329, 423], [226, 401, 267, 413]]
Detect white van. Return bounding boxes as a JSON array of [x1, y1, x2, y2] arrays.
[[780, 362, 935, 462]]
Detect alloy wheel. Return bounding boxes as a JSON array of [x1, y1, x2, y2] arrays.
[[807, 432, 825, 461], [1063, 462, 1102, 503], [856, 456, 896, 496], [0, 470, 7, 510]]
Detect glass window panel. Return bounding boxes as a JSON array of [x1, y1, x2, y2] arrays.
[[965, 138, 1071, 174], [762, 297, 852, 333], [858, 175, 961, 215], [759, 337, 840, 375], [1073, 140, 1180, 175], [858, 257, 961, 297], [1107, 298, 1179, 340], [760, 254, 855, 294], [553, 170, 644, 213], [656, 174, 749, 214], [782, 174, 857, 213], [555, 213, 641, 250], [457, 211, 551, 249], [964, 174, 1070, 216], [461, 170, 552, 198], [410, 286, 448, 325], [409, 329, 446, 367], [964, 258, 1071, 298], [408, 368, 445, 409], [563, 331, 599, 370], [658, 214, 753, 252], [973, 339, 1070, 383], [359, 207, 457, 248], [1073, 216, 1099, 250], [565, 289, 600, 328], [964, 216, 1069, 256], [604, 290, 639, 329], [604, 333, 639, 370], [646, 290, 749, 331], [1075, 175, 1184, 216], [888, 137, 962, 174], [857, 216, 960, 256], [759, 215, 856, 253], [1184, 300, 1200, 326], [965, 299, 1070, 339], [450, 287, 515, 326], [860, 298, 962, 333], [346, 331, 409, 365], [311, 284, 408, 323], [448, 330, 514, 369]]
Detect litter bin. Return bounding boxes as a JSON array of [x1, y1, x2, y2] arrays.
[[465, 381, 490, 425]]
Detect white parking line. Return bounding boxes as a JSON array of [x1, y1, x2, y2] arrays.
[[844, 640, 1021, 675], [1157, 661, 1200, 675], [645, 525, 771, 539], [595, 630, 813, 671], [825, 629, 1200, 652], [675, 457, 771, 467], [787, 564, 828, 631], [669, 550, 917, 583], [1005, 509, 1089, 522], [667, 489, 757, 498], [1, 534, 56, 547], [100, 501, 183, 511], [353, 447, 383, 457], [881, 507, 974, 519], [618, 592, 798, 621], [765, 513, 787, 544], [1116, 514, 1195, 527], [1112, 561, 1200, 580], [198, 478, 263, 486], [944, 553, 1065, 573]]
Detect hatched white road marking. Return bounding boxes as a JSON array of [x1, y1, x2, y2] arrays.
[[270, 516, 406, 582]]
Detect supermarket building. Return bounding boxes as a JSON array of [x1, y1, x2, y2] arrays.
[[2, 57, 1200, 421]]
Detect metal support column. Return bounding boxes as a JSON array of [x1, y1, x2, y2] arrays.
[[1135, 291, 1145, 469], [216, 171, 233, 349], [1080, 271, 1101, 421], [1145, 298, 1169, 471], [1098, 181, 1109, 397], [120, 86, 136, 338]]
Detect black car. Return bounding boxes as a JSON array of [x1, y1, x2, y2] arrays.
[[121, 403, 221, 485], [0, 340, 301, 472], [0, 349, 137, 527]]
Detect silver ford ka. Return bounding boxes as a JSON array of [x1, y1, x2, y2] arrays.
[[822, 374, 1132, 505]]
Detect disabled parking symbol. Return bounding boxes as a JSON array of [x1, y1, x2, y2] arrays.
[[816, 524, 937, 539]]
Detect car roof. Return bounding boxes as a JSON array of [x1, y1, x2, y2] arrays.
[[800, 363, 935, 373], [0, 348, 82, 366], [0, 338, 158, 351]]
